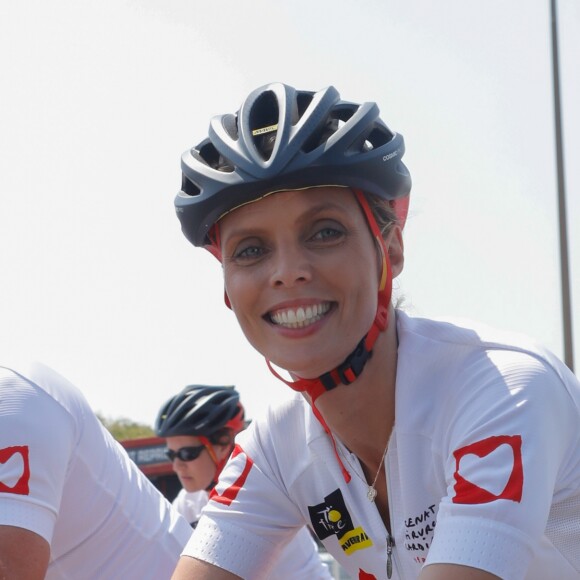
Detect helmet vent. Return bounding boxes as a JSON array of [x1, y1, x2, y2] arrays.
[[222, 114, 239, 141], [181, 174, 201, 197], [197, 142, 235, 173], [296, 91, 315, 121], [301, 107, 354, 154], [250, 91, 279, 161], [362, 126, 393, 151]]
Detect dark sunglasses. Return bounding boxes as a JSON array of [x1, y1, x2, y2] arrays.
[[165, 445, 206, 462]]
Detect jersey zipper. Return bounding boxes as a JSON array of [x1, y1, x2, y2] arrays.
[[386, 534, 394, 578], [385, 446, 404, 580]]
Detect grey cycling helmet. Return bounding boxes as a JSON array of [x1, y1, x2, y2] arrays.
[[176, 82, 411, 248], [155, 385, 245, 438]]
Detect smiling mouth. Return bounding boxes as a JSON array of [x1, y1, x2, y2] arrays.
[[268, 302, 333, 329]]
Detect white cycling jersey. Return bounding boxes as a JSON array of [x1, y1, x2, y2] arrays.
[[0, 362, 192, 580], [183, 311, 580, 580], [173, 488, 209, 528], [173, 488, 334, 579]]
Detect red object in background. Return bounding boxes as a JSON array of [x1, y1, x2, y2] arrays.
[[120, 436, 181, 501]]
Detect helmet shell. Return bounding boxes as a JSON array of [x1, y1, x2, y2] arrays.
[[176, 82, 411, 247], [155, 385, 245, 438]]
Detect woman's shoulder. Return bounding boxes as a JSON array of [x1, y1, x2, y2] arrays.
[[235, 392, 329, 483], [394, 310, 580, 425], [0, 361, 92, 431], [397, 309, 540, 349], [246, 392, 324, 446], [396, 309, 573, 380]]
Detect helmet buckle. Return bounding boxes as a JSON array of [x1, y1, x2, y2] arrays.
[[337, 338, 372, 385], [375, 302, 389, 332]]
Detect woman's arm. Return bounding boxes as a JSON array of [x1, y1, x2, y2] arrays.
[[0, 526, 50, 580], [172, 556, 242, 580], [420, 563, 500, 579]]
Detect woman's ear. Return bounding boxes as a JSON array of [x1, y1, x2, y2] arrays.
[[215, 442, 233, 461], [386, 225, 404, 278]]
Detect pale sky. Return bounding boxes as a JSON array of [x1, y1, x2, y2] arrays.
[[1, 0, 578, 427]]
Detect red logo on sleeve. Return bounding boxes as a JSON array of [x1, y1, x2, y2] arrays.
[[0, 446, 30, 495], [209, 444, 253, 506], [358, 570, 377, 579], [452, 435, 523, 504]]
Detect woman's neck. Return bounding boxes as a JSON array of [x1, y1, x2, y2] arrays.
[[313, 307, 398, 468]]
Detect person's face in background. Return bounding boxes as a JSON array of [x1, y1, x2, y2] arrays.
[[165, 435, 229, 492]]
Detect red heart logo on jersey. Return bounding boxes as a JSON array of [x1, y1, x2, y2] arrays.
[[0, 446, 30, 495], [452, 435, 523, 504]]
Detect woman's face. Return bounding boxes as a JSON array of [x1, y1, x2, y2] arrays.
[[220, 187, 403, 379], [165, 435, 228, 493]]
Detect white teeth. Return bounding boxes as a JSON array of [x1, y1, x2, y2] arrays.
[[270, 303, 331, 329], [296, 308, 305, 322]]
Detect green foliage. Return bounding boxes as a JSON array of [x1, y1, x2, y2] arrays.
[[97, 413, 155, 441]]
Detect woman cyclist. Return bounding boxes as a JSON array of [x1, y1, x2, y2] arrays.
[[170, 83, 580, 580], [156, 385, 247, 528], [156, 384, 333, 579]]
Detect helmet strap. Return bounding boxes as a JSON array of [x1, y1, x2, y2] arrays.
[[224, 289, 232, 310], [199, 435, 229, 491]]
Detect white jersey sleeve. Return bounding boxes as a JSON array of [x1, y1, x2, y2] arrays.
[[0, 362, 192, 579], [0, 365, 77, 543], [426, 348, 580, 579]]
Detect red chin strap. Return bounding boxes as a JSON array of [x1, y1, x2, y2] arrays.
[[266, 189, 393, 482], [199, 435, 232, 492]]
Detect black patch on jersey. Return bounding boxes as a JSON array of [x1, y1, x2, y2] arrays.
[[308, 488, 354, 541]]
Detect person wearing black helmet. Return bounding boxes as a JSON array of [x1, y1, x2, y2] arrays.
[[171, 83, 580, 580], [157, 385, 334, 579], [156, 385, 246, 508]]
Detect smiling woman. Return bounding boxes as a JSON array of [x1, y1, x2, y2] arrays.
[[219, 187, 402, 380], [170, 83, 580, 580]]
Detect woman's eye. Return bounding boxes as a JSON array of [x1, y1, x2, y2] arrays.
[[234, 245, 264, 260], [311, 227, 343, 241]]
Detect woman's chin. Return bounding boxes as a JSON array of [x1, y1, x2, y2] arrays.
[[180, 479, 200, 493], [270, 353, 350, 381]]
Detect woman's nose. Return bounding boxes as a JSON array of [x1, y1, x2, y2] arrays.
[[269, 245, 312, 288]]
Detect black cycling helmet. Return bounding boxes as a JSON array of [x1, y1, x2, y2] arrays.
[[155, 385, 245, 438], [176, 82, 411, 248]]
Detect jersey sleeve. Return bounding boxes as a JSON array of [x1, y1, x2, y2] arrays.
[[276, 526, 333, 580], [181, 413, 329, 579], [0, 366, 76, 543], [426, 349, 579, 580]]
